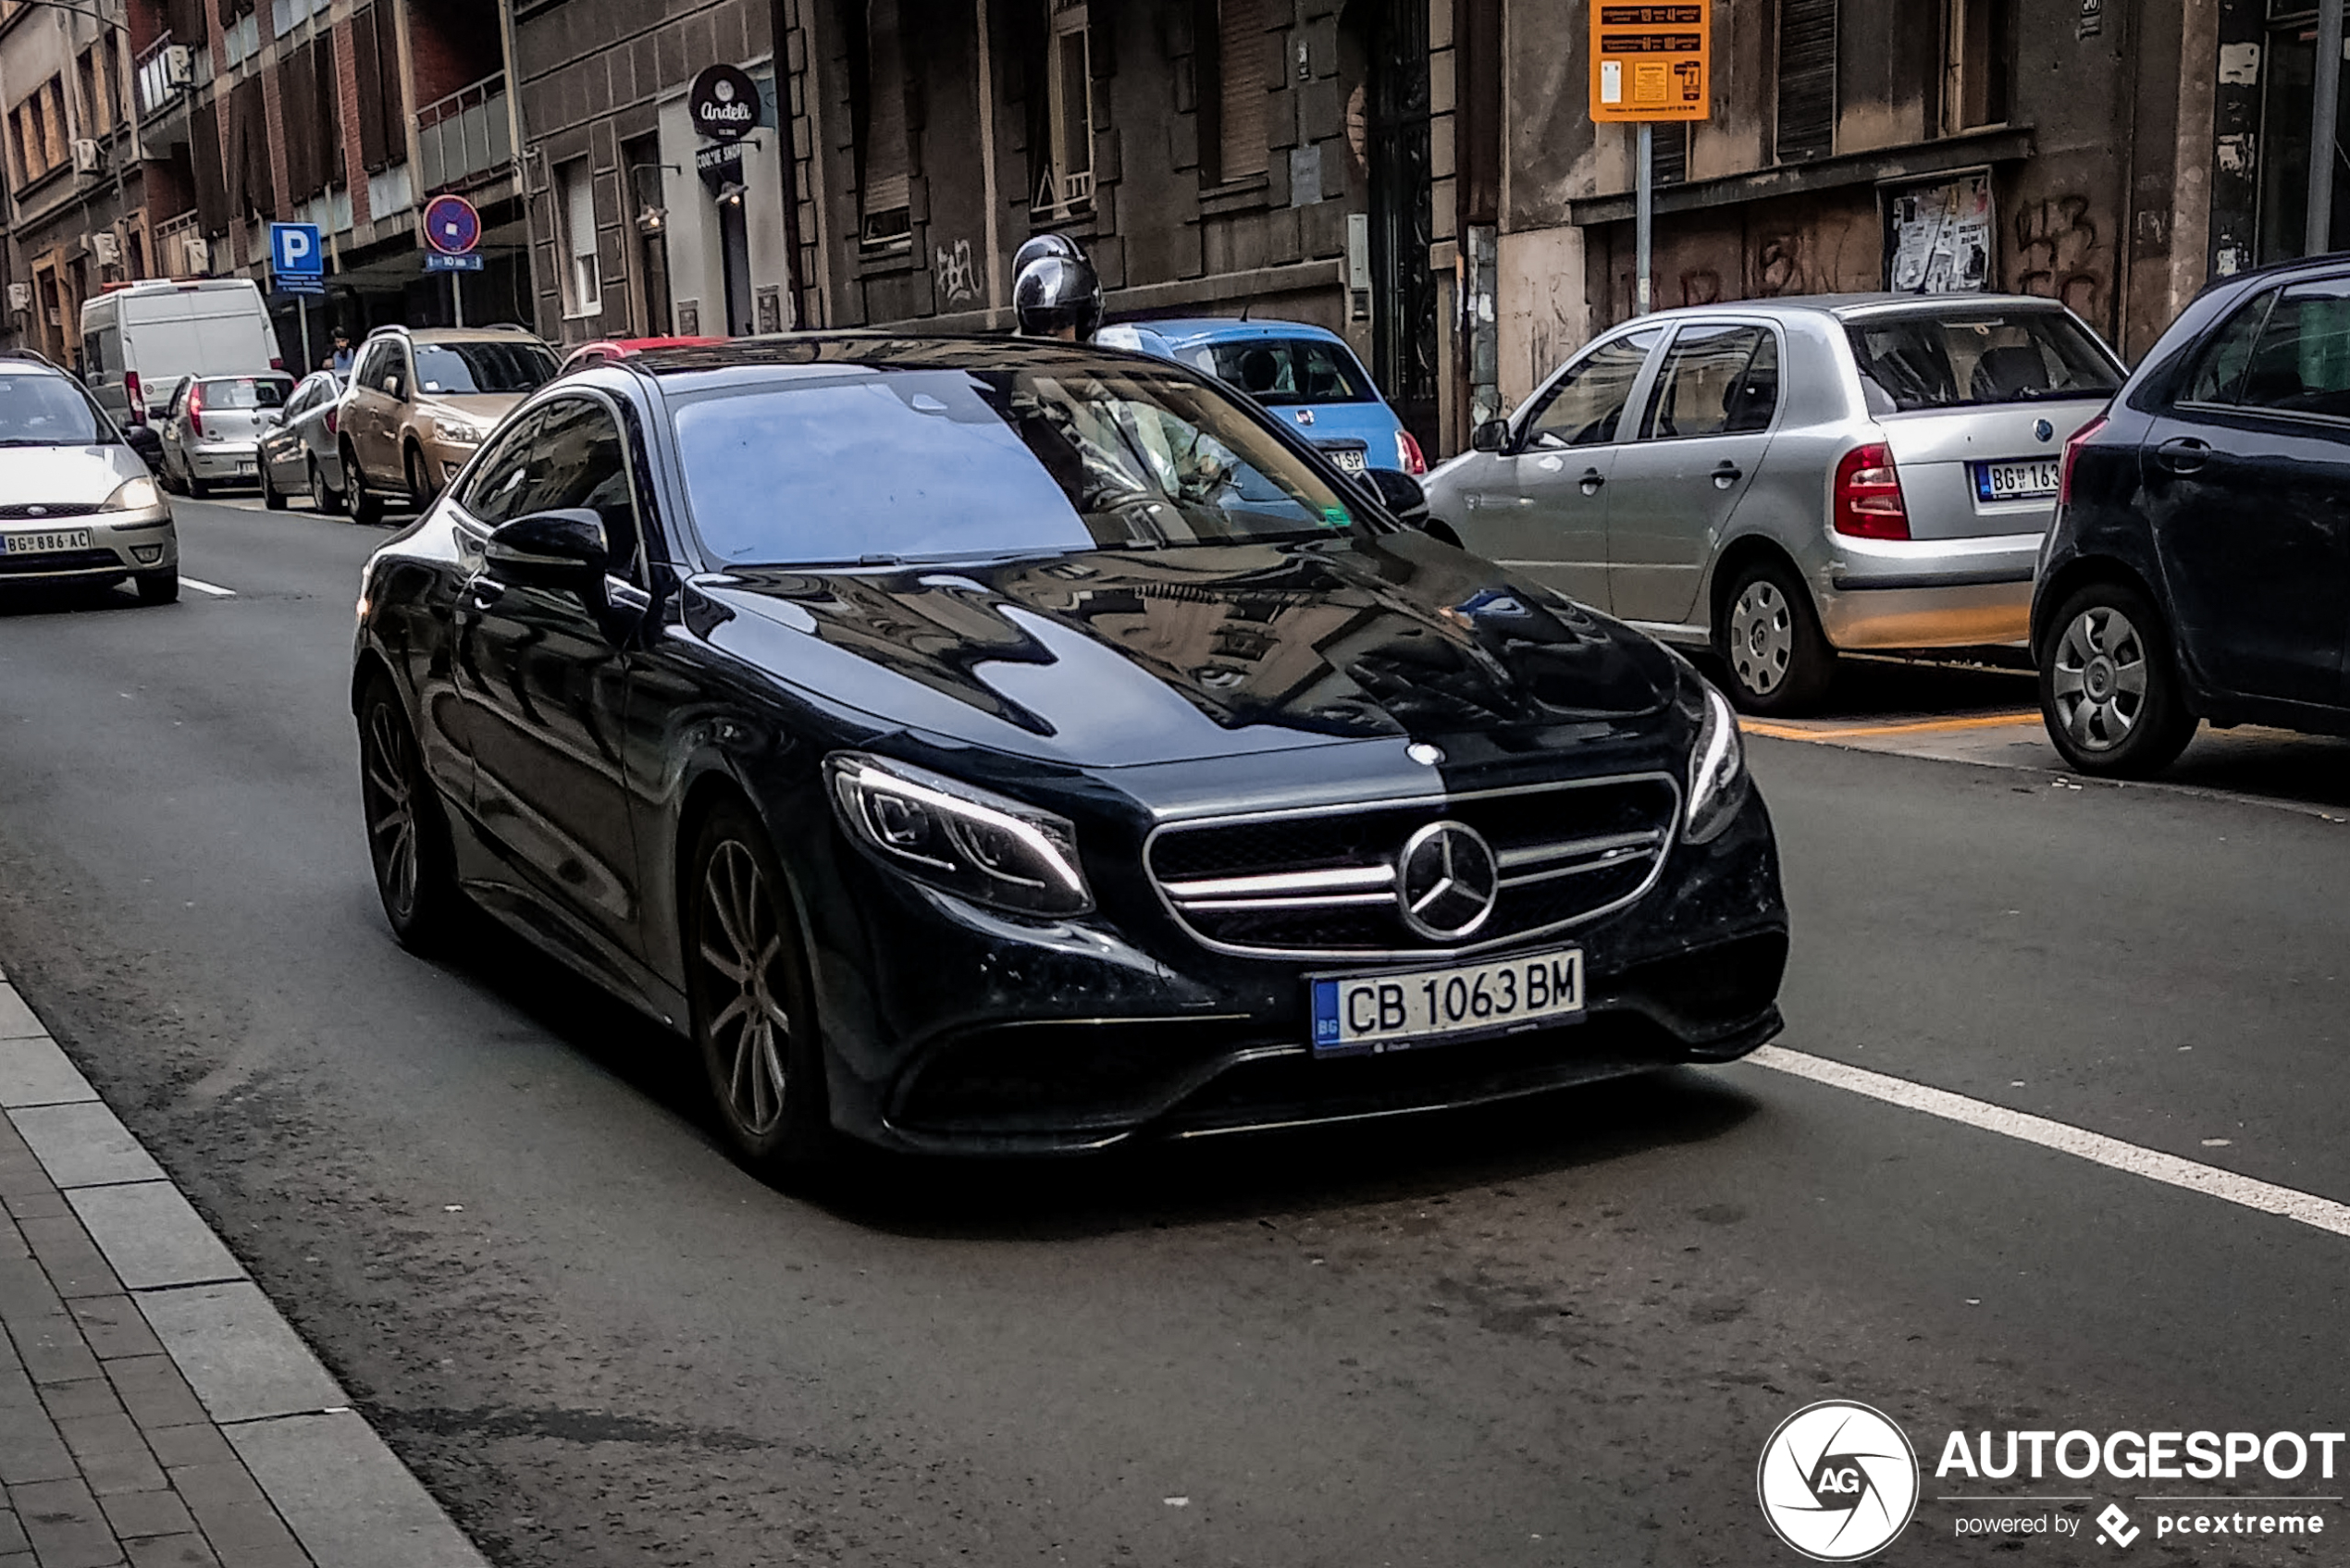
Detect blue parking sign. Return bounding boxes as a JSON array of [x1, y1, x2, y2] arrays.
[[269, 223, 324, 278]]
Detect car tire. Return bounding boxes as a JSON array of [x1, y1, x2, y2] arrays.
[[686, 801, 839, 1182], [405, 443, 438, 508], [133, 569, 179, 606], [356, 674, 465, 951], [259, 461, 287, 511], [2039, 581, 2197, 778], [309, 459, 345, 516], [344, 445, 383, 527], [1715, 558, 1837, 714], [185, 474, 210, 500]]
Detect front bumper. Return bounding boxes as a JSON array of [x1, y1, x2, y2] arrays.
[[416, 433, 481, 487], [810, 784, 1787, 1155], [0, 510, 178, 584], [1816, 529, 2040, 648]]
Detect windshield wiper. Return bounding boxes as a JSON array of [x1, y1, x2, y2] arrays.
[[0, 438, 74, 448]]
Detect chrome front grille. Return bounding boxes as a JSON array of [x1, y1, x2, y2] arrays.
[[1145, 774, 1681, 958]]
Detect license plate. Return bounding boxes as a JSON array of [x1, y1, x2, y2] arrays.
[[1975, 458, 2061, 501], [0, 529, 93, 555], [1331, 449, 1367, 473], [1310, 946, 1584, 1057], [235, 459, 255, 475]]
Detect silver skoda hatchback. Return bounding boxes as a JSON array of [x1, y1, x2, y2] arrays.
[[0, 356, 179, 604], [1423, 295, 2121, 712]]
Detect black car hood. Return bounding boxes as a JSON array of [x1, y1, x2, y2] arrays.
[[693, 533, 1678, 768]]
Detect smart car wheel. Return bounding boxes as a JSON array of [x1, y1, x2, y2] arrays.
[[358, 675, 464, 950], [2040, 582, 2196, 778], [1717, 560, 1836, 714], [686, 803, 836, 1179]]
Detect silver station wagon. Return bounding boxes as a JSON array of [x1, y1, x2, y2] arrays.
[[1423, 295, 2123, 711]]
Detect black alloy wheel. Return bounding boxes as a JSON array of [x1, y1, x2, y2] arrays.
[[358, 675, 463, 949], [2040, 580, 2197, 778], [1715, 557, 1837, 714], [686, 803, 836, 1179], [344, 444, 383, 527], [309, 458, 345, 516], [259, 458, 287, 511]]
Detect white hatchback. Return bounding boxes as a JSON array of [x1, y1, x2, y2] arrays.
[[0, 357, 179, 604]]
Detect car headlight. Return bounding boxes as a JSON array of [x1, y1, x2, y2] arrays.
[[103, 476, 161, 512], [429, 414, 489, 446], [1683, 675, 1749, 846], [825, 752, 1093, 917]]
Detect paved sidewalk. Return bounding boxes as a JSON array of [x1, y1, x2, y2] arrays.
[[0, 972, 486, 1568]]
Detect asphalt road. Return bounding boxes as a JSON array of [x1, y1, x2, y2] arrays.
[[0, 496, 2343, 1566]]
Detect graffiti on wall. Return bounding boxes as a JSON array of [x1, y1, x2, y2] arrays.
[[935, 237, 980, 307], [2012, 196, 2104, 317]]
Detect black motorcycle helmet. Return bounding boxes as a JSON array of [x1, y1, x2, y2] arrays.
[[1012, 249, 1104, 341], [1011, 232, 1084, 277]]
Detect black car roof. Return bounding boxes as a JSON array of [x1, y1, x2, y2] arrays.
[[623, 332, 1166, 387], [2200, 250, 2350, 297]]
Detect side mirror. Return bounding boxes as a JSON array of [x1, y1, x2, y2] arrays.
[[1356, 466, 1429, 525], [123, 425, 164, 466], [485, 509, 610, 594], [384, 376, 403, 401], [1471, 419, 1510, 453]]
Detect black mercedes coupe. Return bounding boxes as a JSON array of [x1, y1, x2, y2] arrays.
[[351, 336, 1787, 1170]]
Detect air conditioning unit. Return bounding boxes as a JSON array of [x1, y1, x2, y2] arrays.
[[71, 139, 104, 176], [91, 231, 120, 265], [5, 284, 29, 313], [164, 45, 193, 88], [182, 236, 209, 273]]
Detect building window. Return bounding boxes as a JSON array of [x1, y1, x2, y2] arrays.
[[11, 77, 69, 185], [1213, 0, 1268, 184], [559, 159, 601, 317], [1775, 0, 1836, 164], [1942, 0, 2011, 134], [857, 0, 912, 248], [1034, 0, 1094, 217]]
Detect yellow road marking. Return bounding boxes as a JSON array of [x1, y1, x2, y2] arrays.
[[1740, 711, 2040, 743]]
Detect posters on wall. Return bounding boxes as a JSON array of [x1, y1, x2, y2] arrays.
[[1886, 171, 1994, 293]]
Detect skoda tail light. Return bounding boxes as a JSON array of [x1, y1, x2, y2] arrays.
[[1833, 443, 1909, 540]]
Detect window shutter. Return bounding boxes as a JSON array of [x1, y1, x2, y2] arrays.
[[1216, 0, 1266, 181], [284, 45, 315, 200], [1775, 0, 1836, 163], [314, 35, 340, 188], [192, 99, 228, 231], [352, 8, 387, 171], [565, 164, 596, 259], [861, 0, 910, 223]]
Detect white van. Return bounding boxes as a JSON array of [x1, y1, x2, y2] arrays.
[[80, 278, 282, 427]]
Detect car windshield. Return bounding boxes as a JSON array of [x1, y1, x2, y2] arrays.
[[1846, 311, 2121, 411], [673, 364, 1363, 566], [413, 342, 557, 396], [200, 377, 291, 409], [1196, 338, 1377, 404], [0, 372, 109, 446]]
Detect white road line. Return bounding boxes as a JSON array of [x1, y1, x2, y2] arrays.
[[179, 576, 235, 598], [1749, 1045, 2350, 1241]]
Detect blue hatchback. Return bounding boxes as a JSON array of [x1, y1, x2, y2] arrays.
[[1095, 318, 1427, 477]]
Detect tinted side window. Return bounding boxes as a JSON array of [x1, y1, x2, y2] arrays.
[[2181, 293, 2273, 406], [2235, 279, 2350, 419], [460, 409, 544, 527], [1641, 325, 1776, 439], [508, 398, 642, 577], [1522, 330, 1661, 450]]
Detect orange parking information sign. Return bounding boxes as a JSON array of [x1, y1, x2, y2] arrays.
[[1590, 3, 1711, 123]]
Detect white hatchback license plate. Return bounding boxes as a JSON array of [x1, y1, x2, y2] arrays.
[[1310, 947, 1584, 1056], [0, 529, 93, 555], [1976, 458, 2061, 501], [1331, 449, 1367, 473]]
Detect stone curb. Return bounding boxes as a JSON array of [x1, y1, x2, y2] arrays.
[[0, 973, 489, 1568]]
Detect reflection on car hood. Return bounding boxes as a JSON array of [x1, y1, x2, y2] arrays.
[[695, 533, 1677, 768], [416, 393, 522, 425], [0, 445, 143, 505]]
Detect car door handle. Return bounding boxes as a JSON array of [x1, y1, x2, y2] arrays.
[[1711, 462, 1742, 488], [465, 578, 505, 612], [2156, 437, 2211, 475], [1579, 468, 1606, 496]]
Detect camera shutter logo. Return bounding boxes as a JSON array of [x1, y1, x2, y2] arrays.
[[1756, 1401, 1920, 1562]]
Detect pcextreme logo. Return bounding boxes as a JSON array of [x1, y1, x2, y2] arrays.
[[1758, 1401, 1922, 1562]]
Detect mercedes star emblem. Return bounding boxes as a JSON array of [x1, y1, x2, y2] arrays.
[[1395, 821, 1500, 942]]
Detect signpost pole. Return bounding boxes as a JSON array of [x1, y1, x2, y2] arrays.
[[1636, 122, 1653, 315], [2309, 0, 2344, 256], [299, 305, 312, 377], [451, 273, 464, 328]]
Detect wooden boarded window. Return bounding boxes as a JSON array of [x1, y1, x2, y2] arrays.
[[859, 0, 912, 247], [1216, 0, 1267, 182], [1775, 0, 1836, 164]]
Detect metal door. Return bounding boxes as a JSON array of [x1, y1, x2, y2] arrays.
[[1367, 0, 1436, 451]]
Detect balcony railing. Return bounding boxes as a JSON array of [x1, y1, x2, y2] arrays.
[[133, 34, 184, 120], [416, 72, 512, 194]]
